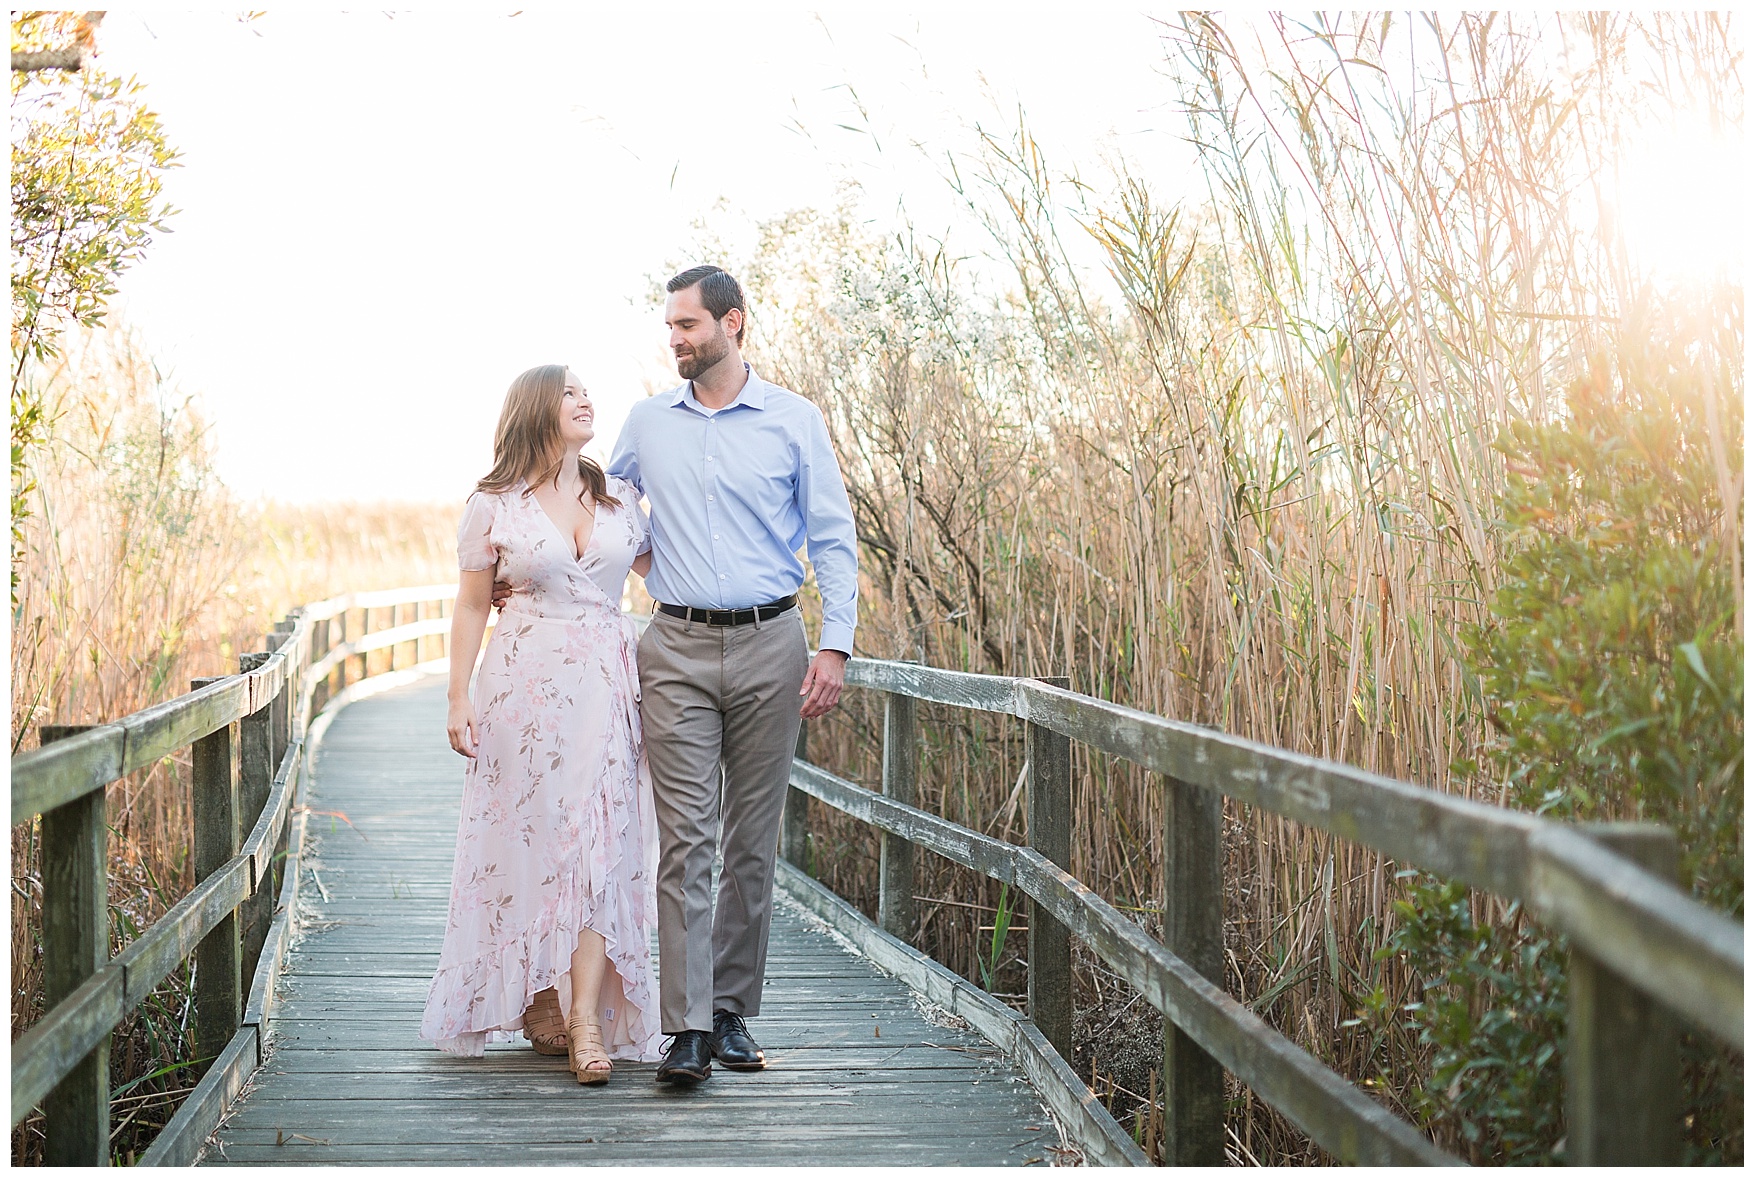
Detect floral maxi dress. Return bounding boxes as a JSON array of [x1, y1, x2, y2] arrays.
[[420, 478, 662, 1060]]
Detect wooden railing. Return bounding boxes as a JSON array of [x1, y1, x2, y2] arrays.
[[782, 660, 1745, 1166], [9, 584, 458, 1165]]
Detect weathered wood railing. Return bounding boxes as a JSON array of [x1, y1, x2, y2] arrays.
[[9, 584, 458, 1165], [782, 660, 1744, 1166]]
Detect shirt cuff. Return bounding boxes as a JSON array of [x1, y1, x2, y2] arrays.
[[817, 622, 855, 657]]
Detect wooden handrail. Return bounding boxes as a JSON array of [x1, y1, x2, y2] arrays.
[[11, 584, 457, 826], [786, 760, 1454, 1166], [9, 585, 457, 1163], [298, 582, 458, 622], [793, 654, 1747, 1165], [838, 656, 1743, 1047]]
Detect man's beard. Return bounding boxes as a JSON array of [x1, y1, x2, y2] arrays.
[[675, 326, 731, 380]]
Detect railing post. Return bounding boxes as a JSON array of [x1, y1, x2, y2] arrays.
[[237, 653, 274, 985], [313, 617, 332, 712], [190, 682, 241, 1072], [1163, 773, 1225, 1165], [265, 617, 296, 905], [1026, 676, 1073, 1062], [268, 616, 295, 659], [1566, 823, 1682, 1166], [271, 617, 295, 751], [781, 721, 811, 873], [333, 608, 350, 691], [282, 613, 307, 876], [37, 724, 109, 1165], [355, 607, 371, 684], [879, 691, 918, 941]]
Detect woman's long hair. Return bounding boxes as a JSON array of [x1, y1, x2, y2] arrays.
[[475, 363, 620, 509]]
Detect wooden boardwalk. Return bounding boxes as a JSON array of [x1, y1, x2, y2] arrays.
[[200, 677, 1063, 1166]]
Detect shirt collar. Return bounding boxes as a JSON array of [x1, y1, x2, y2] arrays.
[[669, 362, 768, 414]]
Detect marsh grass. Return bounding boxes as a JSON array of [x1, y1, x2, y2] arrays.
[[763, 12, 1740, 1164], [9, 325, 456, 1163]]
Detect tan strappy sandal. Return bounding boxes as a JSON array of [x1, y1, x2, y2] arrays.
[[524, 987, 568, 1057], [567, 1004, 612, 1085]]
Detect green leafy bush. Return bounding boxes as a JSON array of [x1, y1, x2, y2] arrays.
[[1389, 877, 1567, 1163], [10, 13, 179, 599], [1470, 309, 1743, 908], [1390, 298, 1743, 1163]]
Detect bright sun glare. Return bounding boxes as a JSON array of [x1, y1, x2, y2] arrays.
[[1611, 121, 1745, 288]]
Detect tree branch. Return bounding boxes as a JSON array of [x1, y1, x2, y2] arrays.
[[12, 12, 105, 72], [12, 47, 84, 71]]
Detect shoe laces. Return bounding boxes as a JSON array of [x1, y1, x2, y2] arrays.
[[713, 1010, 750, 1039], [660, 1028, 706, 1054]]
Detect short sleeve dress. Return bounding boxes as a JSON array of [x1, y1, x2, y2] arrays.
[[420, 476, 661, 1060]]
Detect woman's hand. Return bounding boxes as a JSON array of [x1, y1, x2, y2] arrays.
[[447, 697, 481, 758]]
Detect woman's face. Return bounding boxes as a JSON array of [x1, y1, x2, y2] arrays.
[[556, 371, 594, 447]]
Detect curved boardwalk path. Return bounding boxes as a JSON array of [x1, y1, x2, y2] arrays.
[[199, 677, 1062, 1166]]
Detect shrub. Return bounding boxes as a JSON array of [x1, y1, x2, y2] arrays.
[[1392, 296, 1743, 1163]]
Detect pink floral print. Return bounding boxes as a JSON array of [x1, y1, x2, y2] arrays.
[[420, 477, 662, 1060]]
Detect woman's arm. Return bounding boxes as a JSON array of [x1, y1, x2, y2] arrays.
[[632, 550, 652, 578], [445, 567, 495, 757]]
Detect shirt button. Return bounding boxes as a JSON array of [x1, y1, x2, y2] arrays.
[[706, 455, 714, 462], [720, 574, 727, 580], [707, 495, 714, 502], [713, 535, 720, 541]]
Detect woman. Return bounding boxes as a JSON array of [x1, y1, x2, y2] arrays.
[[420, 363, 661, 1082]]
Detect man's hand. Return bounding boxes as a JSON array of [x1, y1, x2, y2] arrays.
[[490, 578, 513, 611], [799, 649, 847, 718]]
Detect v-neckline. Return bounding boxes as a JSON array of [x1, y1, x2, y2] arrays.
[[526, 482, 599, 563]]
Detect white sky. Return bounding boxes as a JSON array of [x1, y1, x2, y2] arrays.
[[94, 6, 1193, 503]]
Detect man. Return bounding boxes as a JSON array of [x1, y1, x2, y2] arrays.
[[608, 265, 857, 1084]]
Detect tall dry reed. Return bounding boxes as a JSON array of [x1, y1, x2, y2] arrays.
[[749, 12, 1740, 1163], [9, 324, 458, 1163]]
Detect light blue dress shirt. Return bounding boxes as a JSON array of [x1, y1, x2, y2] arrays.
[[607, 365, 859, 654]]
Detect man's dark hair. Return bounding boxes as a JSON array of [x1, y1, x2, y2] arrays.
[[666, 264, 747, 345]]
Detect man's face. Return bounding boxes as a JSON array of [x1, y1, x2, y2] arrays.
[[665, 285, 734, 381]]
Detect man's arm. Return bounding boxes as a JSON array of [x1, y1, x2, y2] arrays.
[[796, 405, 858, 718], [604, 412, 642, 491]]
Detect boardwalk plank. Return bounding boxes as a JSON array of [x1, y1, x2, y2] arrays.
[[201, 677, 1058, 1167], [255, 1049, 1006, 1075], [238, 1069, 1016, 1094], [216, 1107, 1051, 1139], [208, 1140, 1051, 1166]]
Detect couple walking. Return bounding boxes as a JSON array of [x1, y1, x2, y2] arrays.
[[417, 265, 858, 1086]]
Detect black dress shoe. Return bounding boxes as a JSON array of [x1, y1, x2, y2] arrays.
[[655, 1030, 713, 1085], [710, 1009, 766, 1070]]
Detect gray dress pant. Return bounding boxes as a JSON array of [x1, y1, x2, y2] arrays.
[[637, 606, 809, 1033]]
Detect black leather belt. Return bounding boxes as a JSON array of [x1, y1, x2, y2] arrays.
[[657, 595, 796, 627]]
